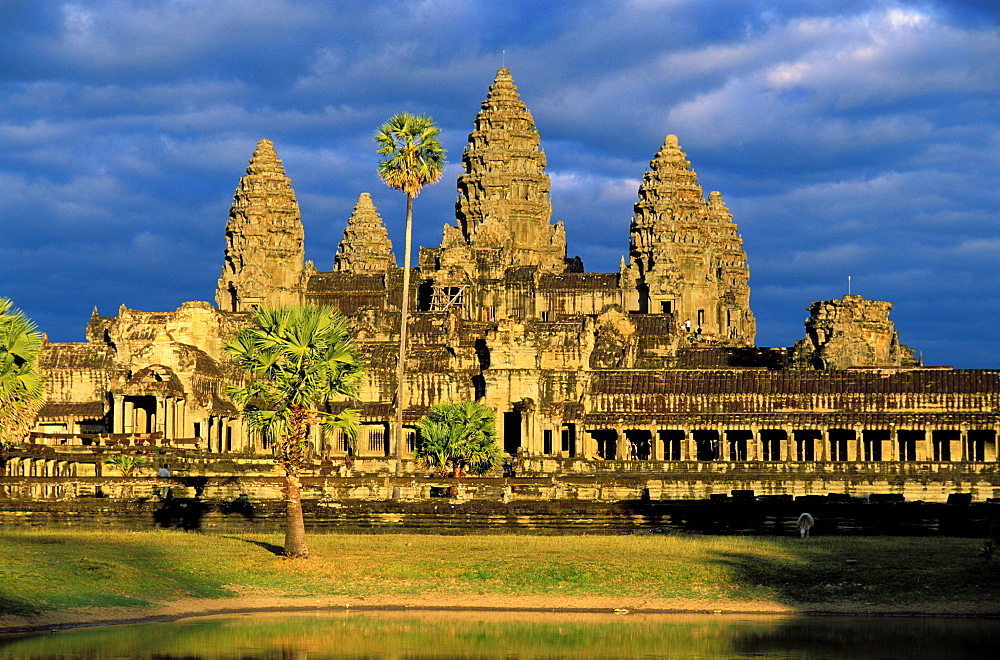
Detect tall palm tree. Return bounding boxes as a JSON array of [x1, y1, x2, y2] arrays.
[[375, 113, 446, 476], [0, 297, 44, 447], [226, 305, 363, 558]]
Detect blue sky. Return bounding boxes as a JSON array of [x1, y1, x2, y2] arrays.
[[1, 0, 998, 367]]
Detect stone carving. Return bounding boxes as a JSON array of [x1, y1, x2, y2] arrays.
[[794, 295, 916, 369]]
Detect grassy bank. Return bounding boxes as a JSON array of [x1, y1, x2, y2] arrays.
[[1, 531, 998, 625]]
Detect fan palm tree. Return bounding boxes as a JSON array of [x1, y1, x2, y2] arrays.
[[375, 113, 446, 476], [0, 297, 44, 447], [226, 305, 363, 558], [416, 401, 503, 479]]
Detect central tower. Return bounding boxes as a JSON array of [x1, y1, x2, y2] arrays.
[[454, 67, 567, 273]]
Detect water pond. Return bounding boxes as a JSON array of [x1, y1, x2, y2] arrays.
[[0, 610, 996, 659]]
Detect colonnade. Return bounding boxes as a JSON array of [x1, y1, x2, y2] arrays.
[[558, 424, 1000, 463]]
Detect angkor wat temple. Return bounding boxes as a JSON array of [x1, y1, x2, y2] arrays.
[[21, 68, 1000, 500]]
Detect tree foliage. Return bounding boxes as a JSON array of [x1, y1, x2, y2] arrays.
[[0, 297, 44, 446], [103, 454, 146, 477], [416, 401, 504, 478], [225, 305, 364, 558], [375, 113, 446, 197], [226, 306, 364, 469]]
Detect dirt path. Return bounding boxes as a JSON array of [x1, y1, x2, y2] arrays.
[[2, 593, 997, 635]]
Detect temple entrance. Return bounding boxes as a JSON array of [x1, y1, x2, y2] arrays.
[[794, 430, 820, 461], [589, 430, 617, 460], [659, 430, 684, 460], [828, 429, 854, 461], [693, 430, 720, 461], [760, 429, 785, 461], [624, 430, 652, 460], [862, 430, 888, 461], [725, 430, 751, 461], [503, 410, 522, 455], [898, 430, 923, 461], [932, 430, 958, 461], [560, 424, 577, 457]]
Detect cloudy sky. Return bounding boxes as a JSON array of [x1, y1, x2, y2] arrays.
[[1, 0, 998, 367]]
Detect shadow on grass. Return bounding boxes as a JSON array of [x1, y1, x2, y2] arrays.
[[706, 537, 1000, 609], [0, 595, 42, 619], [152, 497, 208, 531], [224, 536, 285, 557]]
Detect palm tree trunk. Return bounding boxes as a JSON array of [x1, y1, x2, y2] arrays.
[[283, 471, 309, 558], [283, 405, 309, 558], [394, 192, 415, 479]]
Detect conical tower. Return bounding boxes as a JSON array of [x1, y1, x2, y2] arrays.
[[453, 67, 567, 272], [629, 135, 754, 342], [333, 193, 395, 273], [216, 139, 305, 312]]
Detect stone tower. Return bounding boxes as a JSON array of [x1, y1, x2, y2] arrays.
[[453, 67, 567, 273], [216, 139, 305, 312], [794, 295, 916, 370], [333, 192, 395, 273], [629, 135, 755, 342]]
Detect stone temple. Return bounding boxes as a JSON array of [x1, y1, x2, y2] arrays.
[[22, 68, 1000, 498]]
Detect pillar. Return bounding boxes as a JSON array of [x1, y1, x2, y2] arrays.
[[113, 395, 125, 434], [849, 425, 862, 462], [124, 399, 134, 434]]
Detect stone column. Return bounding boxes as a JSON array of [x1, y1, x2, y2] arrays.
[[959, 425, 969, 462], [113, 395, 125, 434], [850, 425, 862, 462], [818, 428, 828, 462], [124, 399, 134, 435], [685, 426, 696, 461], [650, 425, 661, 461], [748, 425, 759, 461], [615, 427, 627, 460], [889, 428, 898, 462], [918, 430, 931, 462]]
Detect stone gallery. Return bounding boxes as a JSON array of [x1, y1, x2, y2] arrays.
[[21, 69, 1000, 500]]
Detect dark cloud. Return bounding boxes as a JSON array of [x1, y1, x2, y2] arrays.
[[0, 0, 997, 369]]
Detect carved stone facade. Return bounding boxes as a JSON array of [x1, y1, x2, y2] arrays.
[[216, 138, 304, 312], [24, 68, 1000, 494], [627, 135, 754, 340]]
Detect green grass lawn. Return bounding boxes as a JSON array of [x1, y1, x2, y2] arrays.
[[1, 531, 997, 620]]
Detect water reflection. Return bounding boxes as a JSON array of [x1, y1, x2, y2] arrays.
[[0, 610, 996, 659]]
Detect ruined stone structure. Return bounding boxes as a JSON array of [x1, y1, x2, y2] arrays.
[[18, 68, 1000, 502]]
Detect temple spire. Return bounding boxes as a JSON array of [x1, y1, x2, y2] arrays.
[[215, 139, 305, 312], [451, 67, 567, 273], [333, 193, 395, 273], [629, 135, 754, 342]]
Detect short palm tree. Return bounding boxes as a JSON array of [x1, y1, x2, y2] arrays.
[[0, 298, 44, 447], [102, 454, 147, 477], [416, 401, 504, 479], [226, 306, 364, 558], [375, 113, 446, 475]]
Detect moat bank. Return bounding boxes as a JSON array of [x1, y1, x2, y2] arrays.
[[1, 532, 998, 634]]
